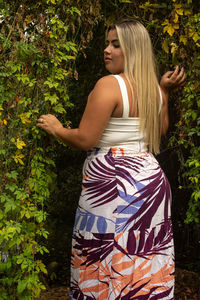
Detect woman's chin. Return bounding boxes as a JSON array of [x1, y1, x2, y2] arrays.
[[105, 66, 122, 75]]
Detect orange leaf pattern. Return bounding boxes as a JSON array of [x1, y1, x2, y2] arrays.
[[70, 148, 174, 299]]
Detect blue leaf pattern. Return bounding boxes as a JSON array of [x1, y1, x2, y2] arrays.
[[97, 216, 108, 233], [86, 214, 95, 232], [71, 148, 174, 299]]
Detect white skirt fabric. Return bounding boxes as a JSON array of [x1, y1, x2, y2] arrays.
[[70, 147, 174, 299]]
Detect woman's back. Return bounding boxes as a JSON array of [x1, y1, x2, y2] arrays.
[[96, 75, 147, 152], [110, 73, 138, 118]]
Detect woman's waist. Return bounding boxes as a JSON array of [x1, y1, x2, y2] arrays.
[[96, 139, 147, 152], [87, 146, 150, 158], [96, 127, 146, 147]]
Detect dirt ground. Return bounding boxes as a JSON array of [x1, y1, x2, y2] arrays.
[[39, 267, 200, 300]]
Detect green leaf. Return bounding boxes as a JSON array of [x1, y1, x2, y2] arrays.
[[4, 197, 18, 213], [53, 103, 66, 113], [6, 171, 18, 180], [44, 92, 59, 105], [17, 280, 28, 294]]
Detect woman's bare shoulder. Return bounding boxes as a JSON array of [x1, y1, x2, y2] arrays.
[[89, 75, 119, 98], [95, 75, 119, 88]]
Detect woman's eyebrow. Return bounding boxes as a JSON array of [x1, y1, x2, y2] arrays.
[[105, 39, 119, 43]]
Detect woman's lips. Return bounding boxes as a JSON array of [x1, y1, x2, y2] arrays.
[[104, 57, 112, 63]]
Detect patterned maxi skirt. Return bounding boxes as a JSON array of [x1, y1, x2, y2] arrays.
[[70, 147, 174, 300]]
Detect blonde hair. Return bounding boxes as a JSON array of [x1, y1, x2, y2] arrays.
[[109, 19, 162, 154]]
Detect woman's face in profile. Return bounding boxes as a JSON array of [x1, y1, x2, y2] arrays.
[[104, 29, 124, 74]]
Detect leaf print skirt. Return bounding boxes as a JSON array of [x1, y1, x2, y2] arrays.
[[70, 147, 174, 300]]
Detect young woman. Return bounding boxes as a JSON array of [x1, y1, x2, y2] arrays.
[[37, 19, 185, 299]]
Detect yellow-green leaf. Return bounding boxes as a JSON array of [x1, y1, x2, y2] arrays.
[[162, 20, 169, 26], [166, 25, 175, 36], [16, 139, 26, 150], [51, 19, 57, 24], [193, 33, 200, 43], [176, 9, 183, 15], [162, 39, 169, 53], [171, 42, 178, 56], [20, 113, 31, 124], [12, 153, 25, 165], [37, 261, 48, 274], [184, 9, 192, 16], [7, 227, 16, 234], [175, 4, 184, 15], [188, 26, 195, 38], [173, 12, 179, 23], [180, 35, 187, 45], [174, 4, 182, 9], [25, 15, 34, 24]]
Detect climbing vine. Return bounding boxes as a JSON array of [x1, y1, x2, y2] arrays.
[[159, 0, 200, 223], [0, 0, 199, 298], [0, 0, 101, 298]]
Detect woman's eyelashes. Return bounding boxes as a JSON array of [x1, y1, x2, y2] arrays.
[[105, 42, 120, 48]]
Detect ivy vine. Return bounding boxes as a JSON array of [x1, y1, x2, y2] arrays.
[[0, 0, 199, 298]]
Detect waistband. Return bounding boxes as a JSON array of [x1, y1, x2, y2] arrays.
[[96, 140, 147, 152], [87, 147, 151, 158]]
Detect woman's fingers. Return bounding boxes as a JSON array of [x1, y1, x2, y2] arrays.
[[37, 114, 52, 124], [164, 71, 174, 78], [170, 65, 179, 79], [179, 70, 186, 85], [37, 115, 46, 126], [168, 66, 186, 87], [36, 114, 63, 136], [38, 118, 44, 124], [160, 66, 186, 92], [175, 67, 185, 82]]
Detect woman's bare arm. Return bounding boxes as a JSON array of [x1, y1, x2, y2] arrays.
[[160, 88, 169, 136], [37, 76, 119, 150]]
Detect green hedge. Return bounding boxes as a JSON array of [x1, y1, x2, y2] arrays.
[[0, 0, 199, 298]]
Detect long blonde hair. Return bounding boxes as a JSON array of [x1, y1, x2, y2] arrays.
[[109, 19, 162, 154]]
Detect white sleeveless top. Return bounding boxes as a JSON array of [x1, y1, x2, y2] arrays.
[[96, 75, 148, 152]]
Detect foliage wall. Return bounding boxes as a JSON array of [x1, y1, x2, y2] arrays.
[[0, 0, 102, 298], [0, 0, 199, 298]]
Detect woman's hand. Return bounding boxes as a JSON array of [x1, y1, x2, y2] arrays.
[[37, 114, 63, 137], [159, 66, 185, 136], [160, 66, 185, 95]]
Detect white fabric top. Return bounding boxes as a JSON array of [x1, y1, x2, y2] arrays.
[[96, 75, 148, 152]]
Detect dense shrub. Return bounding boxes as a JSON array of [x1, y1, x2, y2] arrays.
[[0, 0, 199, 298]]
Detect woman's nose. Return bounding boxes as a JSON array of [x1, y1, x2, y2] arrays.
[[104, 44, 111, 54]]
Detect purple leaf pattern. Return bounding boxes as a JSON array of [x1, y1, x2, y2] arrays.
[[70, 148, 174, 299]]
